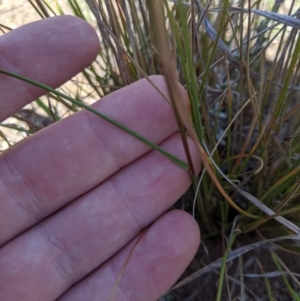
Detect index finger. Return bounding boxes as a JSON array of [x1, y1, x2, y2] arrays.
[[0, 15, 99, 121]]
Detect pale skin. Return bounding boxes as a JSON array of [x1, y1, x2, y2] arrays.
[[0, 16, 201, 301]]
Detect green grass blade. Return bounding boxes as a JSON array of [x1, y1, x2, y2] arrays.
[[0, 68, 189, 171]]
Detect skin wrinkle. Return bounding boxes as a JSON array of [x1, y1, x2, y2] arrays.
[[107, 136, 189, 227], [108, 248, 140, 301], [45, 119, 108, 192], [125, 236, 160, 301], [36, 179, 141, 286], [60, 260, 129, 301], [1, 45, 40, 102], [108, 176, 145, 231], [0, 154, 42, 228], [39, 119, 105, 195], [128, 240, 162, 293], [106, 149, 168, 230], [68, 183, 131, 250], [38, 223, 78, 290], [82, 109, 123, 174], [0, 49, 36, 103], [85, 180, 141, 250], [1, 231, 57, 300]]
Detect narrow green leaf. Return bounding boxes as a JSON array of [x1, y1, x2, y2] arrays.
[[0, 68, 189, 171]]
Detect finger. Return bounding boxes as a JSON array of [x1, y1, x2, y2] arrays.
[[0, 15, 99, 121], [59, 210, 200, 301], [0, 135, 200, 301], [0, 75, 188, 245]]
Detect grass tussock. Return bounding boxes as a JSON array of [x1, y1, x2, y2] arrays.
[[2, 0, 300, 300]]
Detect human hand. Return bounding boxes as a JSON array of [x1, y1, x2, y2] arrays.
[[0, 16, 200, 301]]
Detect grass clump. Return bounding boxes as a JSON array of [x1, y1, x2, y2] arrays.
[[2, 0, 300, 300]]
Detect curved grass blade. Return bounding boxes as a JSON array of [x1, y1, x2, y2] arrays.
[[216, 231, 238, 301], [0, 68, 189, 171], [169, 235, 300, 292], [208, 149, 300, 234]]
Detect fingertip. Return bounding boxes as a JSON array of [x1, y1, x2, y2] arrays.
[[53, 15, 100, 63], [0, 15, 100, 121], [125, 209, 200, 300], [158, 210, 201, 259]]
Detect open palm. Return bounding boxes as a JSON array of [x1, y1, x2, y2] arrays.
[[0, 16, 200, 301]]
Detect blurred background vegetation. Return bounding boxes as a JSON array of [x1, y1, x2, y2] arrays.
[[1, 0, 300, 300]]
